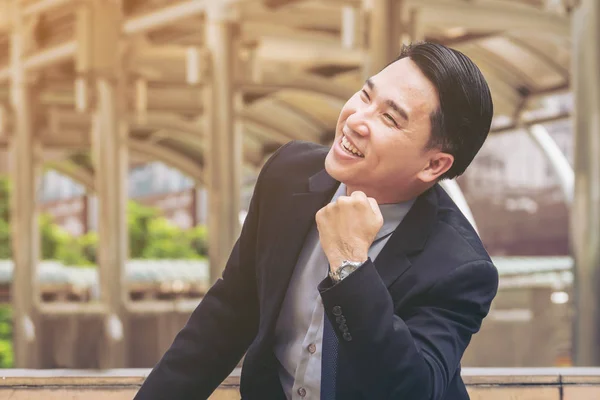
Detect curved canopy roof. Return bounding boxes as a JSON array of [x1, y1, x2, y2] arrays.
[[0, 0, 572, 186]]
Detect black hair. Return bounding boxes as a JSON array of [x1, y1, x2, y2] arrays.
[[394, 42, 493, 180]]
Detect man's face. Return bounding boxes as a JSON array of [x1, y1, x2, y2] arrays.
[[325, 57, 447, 203]]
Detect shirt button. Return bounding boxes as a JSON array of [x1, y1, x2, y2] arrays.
[[307, 343, 316, 354], [297, 387, 307, 397]]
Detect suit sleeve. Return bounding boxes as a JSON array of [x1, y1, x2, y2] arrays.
[[135, 141, 294, 400], [318, 259, 498, 400]]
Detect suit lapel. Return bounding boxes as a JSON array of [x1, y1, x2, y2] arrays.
[[374, 185, 439, 288], [263, 169, 339, 337]]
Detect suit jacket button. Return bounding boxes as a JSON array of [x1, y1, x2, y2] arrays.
[[339, 323, 348, 332], [297, 387, 307, 397], [332, 306, 342, 316], [343, 332, 352, 341]]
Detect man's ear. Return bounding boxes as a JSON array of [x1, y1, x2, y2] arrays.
[[418, 152, 454, 183]]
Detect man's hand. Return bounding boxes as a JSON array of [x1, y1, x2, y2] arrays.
[[316, 190, 383, 272]]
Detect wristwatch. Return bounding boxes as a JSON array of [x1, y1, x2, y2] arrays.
[[329, 260, 364, 283]]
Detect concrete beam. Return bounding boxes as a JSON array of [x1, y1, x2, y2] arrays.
[[22, 0, 73, 17], [0, 41, 77, 83], [408, 0, 569, 37], [123, 0, 209, 35], [240, 72, 354, 102], [46, 160, 95, 193], [128, 139, 204, 183]]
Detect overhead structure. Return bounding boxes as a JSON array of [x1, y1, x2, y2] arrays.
[[0, 0, 578, 368]]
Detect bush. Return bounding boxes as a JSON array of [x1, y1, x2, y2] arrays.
[[141, 217, 200, 259], [0, 175, 212, 368], [78, 232, 98, 264], [0, 306, 13, 368], [128, 201, 159, 259], [187, 225, 209, 257], [0, 218, 10, 260]]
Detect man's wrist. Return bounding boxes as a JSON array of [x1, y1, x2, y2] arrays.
[[328, 252, 368, 273], [329, 259, 366, 283]]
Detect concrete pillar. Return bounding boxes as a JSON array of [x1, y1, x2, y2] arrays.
[[81, 0, 129, 368], [408, 7, 424, 43], [205, 3, 241, 284], [341, 6, 364, 50], [8, 2, 41, 368], [363, 0, 404, 78], [570, 0, 600, 366]]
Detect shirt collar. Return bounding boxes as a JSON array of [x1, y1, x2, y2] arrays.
[[331, 183, 416, 241]]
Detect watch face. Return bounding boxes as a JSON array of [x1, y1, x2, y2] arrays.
[[339, 264, 358, 279]]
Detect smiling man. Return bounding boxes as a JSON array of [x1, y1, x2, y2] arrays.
[[135, 42, 498, 400]]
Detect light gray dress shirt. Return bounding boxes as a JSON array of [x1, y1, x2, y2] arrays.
[[273, 183, 415, 399]]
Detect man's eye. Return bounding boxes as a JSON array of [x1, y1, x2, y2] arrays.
[[384, 113, 397, 126], [360, 90, 370, 101]]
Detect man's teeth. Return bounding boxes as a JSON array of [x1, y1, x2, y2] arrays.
[[341, 135, 364, 157]]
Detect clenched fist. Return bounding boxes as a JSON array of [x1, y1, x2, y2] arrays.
[[315, 190, 383, 272]]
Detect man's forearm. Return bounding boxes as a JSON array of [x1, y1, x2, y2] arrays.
[[318, 260, 432, 399]]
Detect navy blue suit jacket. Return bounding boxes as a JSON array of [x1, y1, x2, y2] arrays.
[[135, 140, 498, 399]]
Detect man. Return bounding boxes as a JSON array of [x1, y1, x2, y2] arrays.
[[135, 42, 498, 400]]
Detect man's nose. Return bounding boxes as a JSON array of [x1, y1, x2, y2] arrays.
[[346, 112, 370, 137]]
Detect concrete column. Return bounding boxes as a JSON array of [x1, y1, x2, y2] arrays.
[[8, 2, 41, 368], [363, 0, 404, 78], [408, 7, 424, 43], [570, 0, 600, 366], [82, 0, 129, 368], [205, 3, 241, 284], [341, 6, 365, 50]]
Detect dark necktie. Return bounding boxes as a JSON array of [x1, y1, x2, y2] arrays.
[[320, 314, 339, 399]]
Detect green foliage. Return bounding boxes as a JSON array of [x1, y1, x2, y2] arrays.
[[78, 231, 98, 264], [128, 201, 158, 259], [40, 213, 66, 261], [187, 224, 209, 257], [141, 217, 200, 259], [0, 176, 210, 367], [0, 218, 11, 260], [0, 178, 9, 222], [0, 177, 210, 264], [0, 306, 13, 369]]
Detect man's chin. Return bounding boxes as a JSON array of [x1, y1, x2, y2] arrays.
[[325, 154, 351, 183], [324, 152, 338, 178]]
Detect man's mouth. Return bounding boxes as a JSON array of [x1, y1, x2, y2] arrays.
[[340, 135, 364, 158]]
